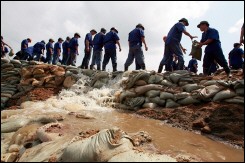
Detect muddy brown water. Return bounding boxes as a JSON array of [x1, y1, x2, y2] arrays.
[[62, 108, 244, 162]]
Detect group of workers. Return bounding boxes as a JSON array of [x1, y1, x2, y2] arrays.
[[1, 18, 244, 76]]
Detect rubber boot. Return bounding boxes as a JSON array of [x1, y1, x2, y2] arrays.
[[158, 64, 164, 73], [113, 63, 117, 72], [102, 65, 106, 71], [124, 65, 128, 71], [141, 64, 146, 70]]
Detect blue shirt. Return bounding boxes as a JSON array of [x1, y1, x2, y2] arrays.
[[33, 42, 45, 54], [93, 32, 105, 51], [200, 27, 221, 53], [21, 39, 29, 52], [84, 33, 93, 47], [128, 28, 145, 47], [46, 42, 54, 55], [165, 22, 186, 45], [4, 47, 9, 53], [104, 31, 120, 49], [188, 58, 198, 73], [229, 47, 244, 66], [69, 37, 79, 54], [62, 41, 69, 54], [54, 42, 62, 55]]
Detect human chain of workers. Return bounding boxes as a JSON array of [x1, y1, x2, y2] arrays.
[[1, 18, 244, 77]]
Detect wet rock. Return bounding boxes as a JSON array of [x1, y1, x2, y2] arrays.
[[201, 126, 211, 134]]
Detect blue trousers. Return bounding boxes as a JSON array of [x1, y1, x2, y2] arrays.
[[102, 49, 117, 71], [124, 45, 145, 69], [70, 52, 77, 66], [81, 48, 92, 69], [45, 53, 53, 64], [52, 53, 59, 65], [91, 50, 102, 70], [61, 53, 69, 65], [203, 48, 230, 75], [160, 42, 184, 71]]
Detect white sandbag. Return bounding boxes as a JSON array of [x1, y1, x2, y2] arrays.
[[145, 90, 160, 98], [142, 103, 158, 109], [60, 128, 133, 162], [199, 85, 224, 99], [165, 99, 180, 108], [213, 89, 236, 102], [108, 150, 176, 162], [1, 118, 31, 133], [160, 92, 175, 100]]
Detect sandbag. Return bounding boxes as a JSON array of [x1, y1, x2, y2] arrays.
[[149, 96, 166, 106], [119, 91, 137, 103], [1, 118, 31, 133], [182, 84, 203, 92], [224, 96, 244, 104], [235, 88, 244, 96], [145, 90, 160, 98], [160, 92, 174, 100], [190, 40, 202, 61], [134, 84, 163, 95], [8, 49, 15, 56], [203, 80, 218, 86], [177, 96, 200, 105], [165, 99, 180, 108], [124, 97, 145, 108], [169, 73, 182, 84], [142, 103, 158, 109], [148, 75, 162, 84], [60, 128, 133, 162], [108, 150, 176, 162], [125, 72, 151, 89], [161, 80, 173, 87], [199, 85, 224, 99], [213, 89, 236, 102], [174, 92, 190, 100]]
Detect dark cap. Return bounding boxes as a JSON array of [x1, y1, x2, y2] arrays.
[[90, 29, 97, 33], [233, 43, 241, 47], [110, 27, 118, 33], [27, 38, 32, 42], [197, 21, 209, 28], [100, 28, 106, 34], [136, 23, 145, 30], [58, 38, 64, 42], [49, 38, 54, 42], [179, 18, 189, 26], [41, 40, 45, 44], [74, 32, 81, 38], [66, 36, 71, 40]]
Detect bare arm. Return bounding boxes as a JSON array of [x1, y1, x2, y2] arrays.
[[2, 41, 11, 49], [141, 37, 148, 51], [183, 30, 197, 40], [180, 44, 186, 54], [86, 40, 90, 52], [116, 40, 121, 52]]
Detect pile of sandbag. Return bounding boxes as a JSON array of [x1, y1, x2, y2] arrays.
[[116, 70, 244, 110]]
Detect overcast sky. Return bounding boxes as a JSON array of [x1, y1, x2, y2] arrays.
[[1, 1, 244, 72]]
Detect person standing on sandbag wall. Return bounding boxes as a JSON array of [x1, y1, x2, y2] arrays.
[[124, 23, 148, 71], [81, 29, 97, 69], [90, 28, 106, 70], [1, 36, 12, 58], [52, 38, 64, 65], [102, 27, 122, 72], [61, 36, 71, 65], [228, 43, 244, 70], [197, 21, 231, 78], [20, 38, 32, 60], [45, 38, 55, 64], [159, 18, 197, 72], [68, 33, 81, 66], [33, 40, 46, 61]]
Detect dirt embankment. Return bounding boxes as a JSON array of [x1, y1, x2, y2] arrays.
[[137, 102, 244, 148]]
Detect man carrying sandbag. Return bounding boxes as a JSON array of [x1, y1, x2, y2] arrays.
[[197, 21, 231, 77]]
